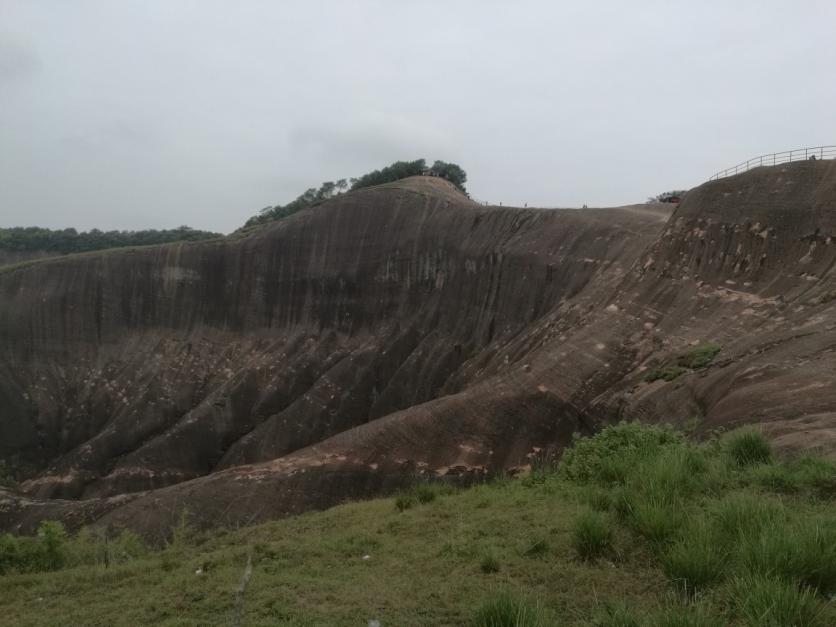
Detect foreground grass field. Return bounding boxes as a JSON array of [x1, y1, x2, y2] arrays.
[[1, 424, 835, 626]]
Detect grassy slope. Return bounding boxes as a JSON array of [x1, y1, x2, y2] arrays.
[[1, 426, 835, 626]]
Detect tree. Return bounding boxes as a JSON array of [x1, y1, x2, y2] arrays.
[[0, 225, 221, 256], [243, 158, 470, 229], [349, 159, 427, 191], [430, 160, 467, 192]]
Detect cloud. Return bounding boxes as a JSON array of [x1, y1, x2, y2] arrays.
[[288, 115, 455, 166], [0, 37, 40, 83]]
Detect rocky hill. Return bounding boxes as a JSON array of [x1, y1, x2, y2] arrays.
[[2, 162, 836, 538]]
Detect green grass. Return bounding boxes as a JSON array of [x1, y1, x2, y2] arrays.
[[480, 551, 501, 573], [661, 520, 729, 593], [645, 365, 689, 382], [1, 422, 835, 626], [726, 429, 772, 466], [645, 342, 722, 382], [571, 510, 614, 560], [472, 592, 544, 627], [676, 342, 722, 369], [730, 574, 826, 627]]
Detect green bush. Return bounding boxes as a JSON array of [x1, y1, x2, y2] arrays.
[[645, 343, 721, 383], [571, 510, 614, 560], [645, 365, 689, 382], [0, 521, 67, 574], [559, 422, 684, 484], [472, 592, 543, 627], [730, 575, 825, 627], [677, 343, 722, 369], [725, 429, 771, 467]]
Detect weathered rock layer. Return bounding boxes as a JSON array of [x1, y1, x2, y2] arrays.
[[2, 164, 836, 537]]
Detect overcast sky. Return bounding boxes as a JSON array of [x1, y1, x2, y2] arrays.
[[1, 1, 834, 233]]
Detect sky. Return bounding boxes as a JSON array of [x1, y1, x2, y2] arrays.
[[1, 1, 835, 234]]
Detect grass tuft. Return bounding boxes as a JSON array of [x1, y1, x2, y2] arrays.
[[472, 592, 543, 627], [571, 510, 614, 560], [739, 517, 836, 594], [730, 574, 825, 627], [725, 429, 771, 467], [661, 520, 728, 593], [480, 551, 501, 574]]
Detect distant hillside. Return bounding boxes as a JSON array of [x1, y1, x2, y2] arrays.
[[0, 226, 222, 265]]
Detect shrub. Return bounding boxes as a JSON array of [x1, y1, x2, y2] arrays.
[[571, 510, 614, 560], [661, 520, 729, 593], [677, 343, 721, 369], [730, 575, 825, 627], [480, 551, 501, 574], [645, 365, 689, 382], [559, 422, 684, 485], [645, 343, 721, 383], [472, 592, 543, 627], [725, 430, 771, 467], [37, 521, 67, 570], [0, 521, 67, 574]]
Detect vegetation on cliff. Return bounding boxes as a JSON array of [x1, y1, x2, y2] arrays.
[[243, 158, 467, 228], [0, 225, 222, 258], [1, 423, 834, 626]]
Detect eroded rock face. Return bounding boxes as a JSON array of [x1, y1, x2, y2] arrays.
[[2, 164, 836, 538]]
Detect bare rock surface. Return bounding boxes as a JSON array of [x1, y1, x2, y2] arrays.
[[2, 164, 836, 538]]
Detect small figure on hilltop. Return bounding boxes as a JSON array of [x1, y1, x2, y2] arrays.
[[810, 154, 817, 161]]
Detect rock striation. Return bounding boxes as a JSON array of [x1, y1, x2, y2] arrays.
[[2, 163, 836, 538]]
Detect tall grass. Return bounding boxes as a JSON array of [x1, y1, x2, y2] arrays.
[[725, 429, 772, 467], [472, 592, 543, 627], [661, 520, 729, 593], [571, 510, 614, 560], [730, 575, 825, 627]]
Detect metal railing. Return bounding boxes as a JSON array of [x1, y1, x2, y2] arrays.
[[709, 145, 836, 181]]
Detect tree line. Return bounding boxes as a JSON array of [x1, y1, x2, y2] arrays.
[[244, 158, 467, 228], [0, 225, 222, 256]]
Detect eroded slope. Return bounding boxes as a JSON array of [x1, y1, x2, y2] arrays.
[[2, 164, 836, 537]]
